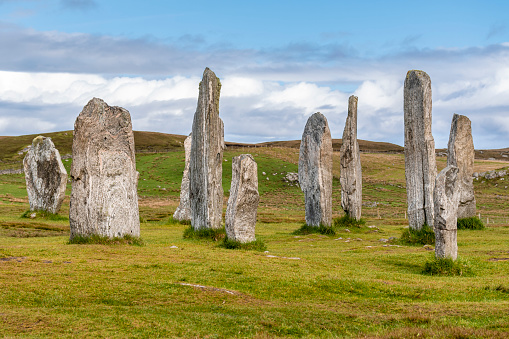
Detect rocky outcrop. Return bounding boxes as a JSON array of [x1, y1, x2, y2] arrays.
[[434, 165, 460, 260], [69, 98, 140, 239], [23, 136, 67, 214], [173, 133, 192, 221], [340, 95, 362, 220], [225, 154, 259, 243], [189, 68, 225, 230], [404, 70, 437, 230], [447, 114, 476, 219], [298, 112, 333, 227]]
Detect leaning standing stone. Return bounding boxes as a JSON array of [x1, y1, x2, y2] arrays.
[[434, 165, 460, 260], [404, 70, 437, 230], [173, 133, 192, 221], [298, 112, 333, 227], [23, 136, 67, 214], [189, 68, 224, 230], [69, 98, 140, 239], [225, 154, 259, 243], [447, 114, 476, 218], [340, 95, 362, 220]]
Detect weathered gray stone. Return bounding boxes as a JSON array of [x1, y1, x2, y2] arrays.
[[434, 165, 459, 260], [189, 68, 224, 230], [447, 114, 476, 219], [404, 70, 437, 230], [340, 95, 362, 220], [173, 133, 192, 221], [298, 112, 333, 227], [69, 98, 140, 239], [225, 154, 259, 243], [23, 136, 67, 214]]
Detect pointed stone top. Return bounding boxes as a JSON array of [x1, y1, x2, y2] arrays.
[[405, 70, 431, 88], [349, 95, 358, 102]]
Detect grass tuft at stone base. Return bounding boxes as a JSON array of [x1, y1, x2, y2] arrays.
[[220, 237, 267, 251], [166, 216, 191, 226], [183, 225, 225, 241], [293, 223, 336, 236], [333, 215, 366, 228], [422, 257, 474, 276], [457, 217, 485, 230], [68, 234, 144, 246], [399, 224, 435, 245], [21, 209, 68, 221]]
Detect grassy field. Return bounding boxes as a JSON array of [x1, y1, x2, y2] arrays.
[[1, 143, 509, 338]]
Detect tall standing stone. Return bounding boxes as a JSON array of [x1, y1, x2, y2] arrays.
[[189, 68, 224, 230], [434, 165, 459, 260], [298, 112, 333, 227], [447, 114, 476, 219], [173, 133, 192, 221], [340, 95, 362, 220], [225, 154, 259, 243], [404, 70, 437, 230], [23, 136, 67, 214], [69, 98, 140, 239]]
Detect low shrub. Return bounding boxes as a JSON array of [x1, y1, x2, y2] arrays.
[[333, 215, 366, 228], [220, 237, 267, 251], [68, 234, 144, 246], [183, 225, 225, 241], [21, 210, 68, 221], [400, 224, 435, 245], [293, 223, 336, 236], [422, 257, 474, 276], [457, 217, 485, 230]]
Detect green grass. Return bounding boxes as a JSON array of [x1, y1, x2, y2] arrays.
[[457, 216, 485, 230], [220, 237, 267, 251], [422, 257, 475, 276], [182, 225, 226, 241], [333, 214, 366, 228], [166, 216, 191, 225], [399, 224, 435, 245], [68, 234, 144, 246], [21, 209, 68, 221], [293, 223, 336, 235]]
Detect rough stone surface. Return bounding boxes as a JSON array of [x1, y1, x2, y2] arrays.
[[189, 68, 224, 230], [298, 112, 333, 227], [225, 154, 259, 243], [447, 114, 476, 219], [23, 136, 67, 214], [173, 133, 192, 221], [434, 165, 460, 260], [404, 70, 437, 230], [340, 95, 362, 220], [69, 98, 140, 239]]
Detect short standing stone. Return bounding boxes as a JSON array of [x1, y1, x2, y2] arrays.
[[23, 136, 67, 214], [434, 165, 460, 260], [404, 70, 437, 230], [340, 95, 362, 220], [447, 114, 476, 219], [298, 112, 333, 227], [225, 154, 259, 243], [173, 133, 192, 221], [69, 98, 140, 239], [189, 68, 224, 230]]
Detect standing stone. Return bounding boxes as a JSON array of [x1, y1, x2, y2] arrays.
[[225, 154, 259, 243], [434, 165, 460, 260], [298, 112, 333, 227], [69, 98, 140, 239], [340, 95, 362, 220], [404, 70, 437, 230], [189, 68, 224, 230], [447, 114, 476, 218], [23, 136, 67, 214], [173, 133, 192, 221]]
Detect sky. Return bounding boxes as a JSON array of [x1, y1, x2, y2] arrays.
[[0, 0, 509, 148]]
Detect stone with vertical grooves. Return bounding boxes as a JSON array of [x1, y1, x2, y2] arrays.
[[447, 114, 476, 219], [189, 68, 224, 230], [404, 70, 437, 230], [298, 112, 333, 227], [340, 95, 362, 220], [225, 154, 259, 243], [69, 98, 140, 239], [434, 165, 459, 260], [173, 133, 192, 221], [23, 136, 67, 214]]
